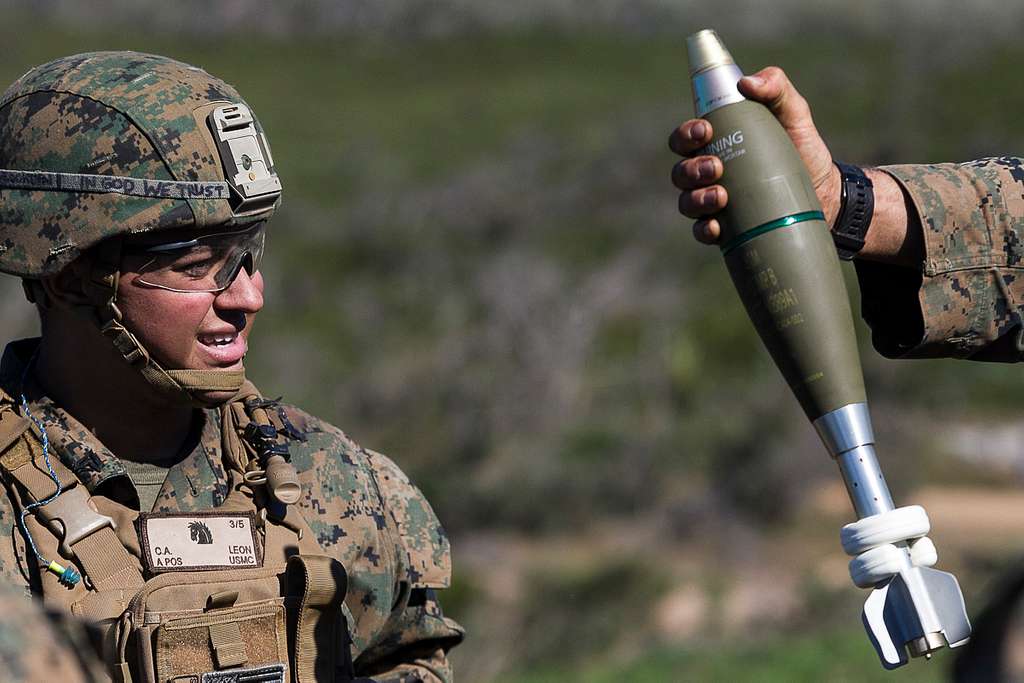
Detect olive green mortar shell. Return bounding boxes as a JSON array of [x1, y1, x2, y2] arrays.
[[694, 75, 866, 420], [687, 34, 971, 667]]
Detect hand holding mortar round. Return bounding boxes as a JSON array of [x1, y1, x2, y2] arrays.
[[686, 29, 970, 668]]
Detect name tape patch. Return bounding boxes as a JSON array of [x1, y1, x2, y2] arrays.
[[138, 511, 261, 572]]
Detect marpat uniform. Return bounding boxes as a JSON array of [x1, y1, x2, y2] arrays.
[[0, 52, 463, 682], [855, 159, 1024, 361], [0, 579, 107, 683]]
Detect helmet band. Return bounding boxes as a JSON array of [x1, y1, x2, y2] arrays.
[[0, 169, 231, 200]]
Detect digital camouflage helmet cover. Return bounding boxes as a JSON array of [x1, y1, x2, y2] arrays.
[[0, 51, 282, 403]]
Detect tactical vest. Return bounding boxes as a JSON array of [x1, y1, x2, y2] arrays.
[[0, 382, 357, 683]]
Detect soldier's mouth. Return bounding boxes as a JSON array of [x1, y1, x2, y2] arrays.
[[198, 332, 238, 346], [196, 330, 247, 365]]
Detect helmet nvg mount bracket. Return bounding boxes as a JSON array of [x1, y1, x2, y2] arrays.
[[208, 103, 282, 215]]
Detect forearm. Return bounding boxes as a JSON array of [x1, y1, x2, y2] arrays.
[[861, 168, 925, 266], [819, 164, 925, 268]]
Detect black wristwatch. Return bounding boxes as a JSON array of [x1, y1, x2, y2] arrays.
[[831, 162, 875, 261]]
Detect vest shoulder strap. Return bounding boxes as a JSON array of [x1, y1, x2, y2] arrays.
[[0, 399, 31, 459], [0, 405, 145, 599]]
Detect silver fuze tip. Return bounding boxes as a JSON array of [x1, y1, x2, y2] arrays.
[[686, 29, 736, 76]]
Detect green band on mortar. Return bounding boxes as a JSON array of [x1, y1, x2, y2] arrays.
[[720, 210, 826, 256]]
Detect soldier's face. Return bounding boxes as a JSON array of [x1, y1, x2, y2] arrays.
[[117, 240, 264, 376]]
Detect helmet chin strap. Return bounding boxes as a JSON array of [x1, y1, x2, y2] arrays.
[[84, 238, 245, 407]]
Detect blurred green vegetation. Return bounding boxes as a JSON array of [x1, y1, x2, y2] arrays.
[[517, 560, 670, 667], [2, 10, 1024, 680], [500, 627, 949, 683]]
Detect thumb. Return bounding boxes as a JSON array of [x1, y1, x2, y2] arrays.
[[738, 66, 814, 134], [737, 66, 835, 193]]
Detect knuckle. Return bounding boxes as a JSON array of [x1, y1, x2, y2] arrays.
[[673, 158, 710, 190], [697, 156, 719, 180], [670, 121, 700, 152], [678, 186, 721, 217], [682, 158, 700, 181]]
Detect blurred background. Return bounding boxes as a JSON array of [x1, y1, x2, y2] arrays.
[[3, 1, 1024, 680]]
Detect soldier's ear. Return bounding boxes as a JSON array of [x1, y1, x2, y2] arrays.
[[39, 256, 94, 310]]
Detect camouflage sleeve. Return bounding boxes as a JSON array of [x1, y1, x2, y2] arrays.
[[856, 158, 1024, 361], [355, 450, 465, 682], [0, 582, 106, 682]]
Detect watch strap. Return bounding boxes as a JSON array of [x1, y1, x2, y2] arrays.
[[832, 162, 874, 261]]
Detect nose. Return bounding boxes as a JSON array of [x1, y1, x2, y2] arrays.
[[213, 267, 264, 313]]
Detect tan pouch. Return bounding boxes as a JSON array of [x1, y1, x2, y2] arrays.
[[123, 567, 291, 683], [154, 599, 287, 682]]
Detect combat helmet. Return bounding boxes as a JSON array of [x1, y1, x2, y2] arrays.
[[0, 51, 282, 404]]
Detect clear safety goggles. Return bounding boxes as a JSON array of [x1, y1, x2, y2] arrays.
[[129, 222, 265, 293]]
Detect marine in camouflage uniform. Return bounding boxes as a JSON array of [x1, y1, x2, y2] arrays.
[[0, 341, 463, 680], [0, 579, 107, 683], [0, 51, 463, 681]]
